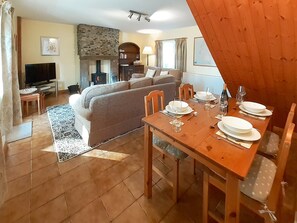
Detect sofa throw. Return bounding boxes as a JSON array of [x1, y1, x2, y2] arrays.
[[145, 69, 156, 78]]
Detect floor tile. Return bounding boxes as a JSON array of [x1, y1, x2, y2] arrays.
[[5, 174, 31, 201], [31, 163, 60, 188], [113, 201, 151, 223], [6, 161, 31, 182], [0, 192, 30, 223], [70, 198, 109, 223], [101, 182, 135, 220], [30, 195, 68, 223], [86, 153, 118, 177], [65, 180, 99, 215], [32, 152, 57, 171], [123, 169, 144, 199], [138, 185, 175, 223], [30, 176, 64, 210], [7, 139, 31, 157], [31, 144, 54, 159], [93, 164, 123, 196], [61, 163, 91, 191], [58, 155, 93, 175]]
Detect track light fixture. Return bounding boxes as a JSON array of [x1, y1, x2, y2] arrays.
[[128, 10, 150, 22], [128, 11, 133, 20]]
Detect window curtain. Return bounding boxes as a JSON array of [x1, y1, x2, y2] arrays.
[[155, 40, 162, 67], [0, 1, 22, 206], [175, 38, 187, 72]]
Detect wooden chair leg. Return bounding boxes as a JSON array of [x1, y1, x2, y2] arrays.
[[173, 159, 180, 203], [203, 172, 209, 223]]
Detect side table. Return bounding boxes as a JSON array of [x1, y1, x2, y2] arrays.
[[20, 93, 45, 115]]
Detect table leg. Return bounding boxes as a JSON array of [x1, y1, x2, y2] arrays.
[[225, 173, 240, 223], [144, 124, 152, 198]]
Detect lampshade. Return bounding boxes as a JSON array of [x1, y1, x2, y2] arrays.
[[142, 46, 153, 55]]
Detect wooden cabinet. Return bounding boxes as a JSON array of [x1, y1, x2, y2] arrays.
[[119, 65, 144, 81], [119, 42, 144, 81]]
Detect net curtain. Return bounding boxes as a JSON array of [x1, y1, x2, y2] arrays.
[[0, 0, 22, 206]]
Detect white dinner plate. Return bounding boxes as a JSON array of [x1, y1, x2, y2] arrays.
[[218, 121, 261, 141], [19, 87, 37, 95], [194, 92, 216, 101], [239, 105, 272, 117], [165, 105, 193, 115], [221, 116, 253, 134]]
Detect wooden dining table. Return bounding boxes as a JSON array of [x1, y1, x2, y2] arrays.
[[142, 98, 272, 223]]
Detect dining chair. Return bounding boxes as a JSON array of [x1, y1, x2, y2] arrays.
[[144, 90, 188, 203], [179, 83, 194, 100], [202, 122, 295, 223], [258, 103, 296, 158], [178, 83, 197, 175]]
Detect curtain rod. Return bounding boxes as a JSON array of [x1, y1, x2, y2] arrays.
[[155, 37, 187, 42]]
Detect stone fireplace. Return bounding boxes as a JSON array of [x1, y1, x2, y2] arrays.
[[77, 24, 119, 89]]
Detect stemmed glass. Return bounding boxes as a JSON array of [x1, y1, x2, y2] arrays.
[[204, 87, 212, 110], [236, 86, 246, 105]]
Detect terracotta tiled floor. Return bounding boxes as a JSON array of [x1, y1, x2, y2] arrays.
[[0, 92, 296, 223]]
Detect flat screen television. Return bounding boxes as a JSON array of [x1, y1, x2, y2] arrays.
[[25, 62, 56, 85]]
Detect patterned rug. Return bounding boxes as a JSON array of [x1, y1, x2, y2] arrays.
[[47, 104, 93, 162]]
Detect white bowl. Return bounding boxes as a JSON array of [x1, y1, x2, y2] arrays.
[[195, 91, 213, 100], [221, 116, 253, 134], [169, 101, 188, 112], [242, 101, 266, 113]]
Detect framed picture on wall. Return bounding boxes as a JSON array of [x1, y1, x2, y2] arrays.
[[41, 37, 60, 56], [193, 37, 216, 66]]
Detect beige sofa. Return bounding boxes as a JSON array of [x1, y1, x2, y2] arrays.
[[131, 66, 182, 95], [69, 75, 176, 146]]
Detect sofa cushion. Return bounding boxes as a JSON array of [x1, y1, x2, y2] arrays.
[[153, 75, 175, 85], [80, 81, 129, 108], [145, 69, 156, 78], [129, 77, 152, 89], [160, 70, 169, 76]]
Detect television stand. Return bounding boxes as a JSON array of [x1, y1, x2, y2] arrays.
[[32, 80, 58, 97]]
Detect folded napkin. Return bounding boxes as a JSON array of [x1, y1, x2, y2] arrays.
[[239, 111, 266, 120], [216, 130, 253, 149]]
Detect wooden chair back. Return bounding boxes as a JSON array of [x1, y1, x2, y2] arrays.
[[267, 122, 295, 210], [144, 90, 165, 117], [279, 103, 296, 147], [179, 83, 194, 100]]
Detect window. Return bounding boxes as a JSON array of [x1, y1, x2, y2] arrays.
[[162, 40, 175, 69]]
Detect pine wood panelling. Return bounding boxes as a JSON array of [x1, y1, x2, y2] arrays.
[[187, 0, 297, 128]]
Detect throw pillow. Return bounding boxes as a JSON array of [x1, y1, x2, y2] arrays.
[[160, 70, 169, 76], [145, 69, 156, 78]]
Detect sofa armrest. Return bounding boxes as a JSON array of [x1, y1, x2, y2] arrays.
[[131, 73, 145, 78], [69, 94, 92, 120]]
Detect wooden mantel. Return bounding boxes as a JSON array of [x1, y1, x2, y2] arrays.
[[187, 0, 296, 128]]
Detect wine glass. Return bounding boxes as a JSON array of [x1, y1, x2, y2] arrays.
[[236, 86, 246, 105], [204, 87, 212, 110]]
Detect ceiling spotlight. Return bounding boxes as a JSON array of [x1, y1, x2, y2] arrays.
[[128, 11, 133, 20], [128, 10, 150, 22]]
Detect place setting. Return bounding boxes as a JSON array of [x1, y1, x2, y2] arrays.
[[214, 116, 261, 149], [239, 101, 272, 120], [193, 88, 218, 109], [161, 99, 195, 132]]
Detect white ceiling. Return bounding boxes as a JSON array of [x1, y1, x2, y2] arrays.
[[12, 0, 197, 33]]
